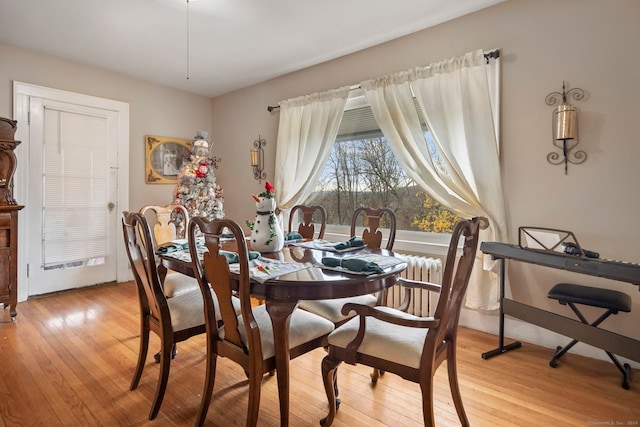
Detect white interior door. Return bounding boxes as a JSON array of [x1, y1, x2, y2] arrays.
[[26, 98, 119, 295], [12, 82, 130, 299]]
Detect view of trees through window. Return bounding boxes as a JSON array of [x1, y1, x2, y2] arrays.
[[303, 136, 460, 233]]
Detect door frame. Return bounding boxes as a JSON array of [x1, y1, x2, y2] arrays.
[[12, 81, 130, 301]]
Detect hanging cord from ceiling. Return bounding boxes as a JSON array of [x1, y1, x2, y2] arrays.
[[186, 0, 191, 80]]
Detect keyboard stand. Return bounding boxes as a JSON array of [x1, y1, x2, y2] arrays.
[[480, 242, 640, 364], [481, 257, 521, 359]]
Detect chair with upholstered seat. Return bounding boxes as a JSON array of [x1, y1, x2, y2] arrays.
[[299, 207, 397, 326], [319, 217, 481, 427], [288, 204, 327, 240], [140, 204, 202, 362], [140, 204, 188, 249], [350, 207, 396, 251], [188, 217, 335, 427], [140, 204, 200, 299], [122, 211, 206, 420]]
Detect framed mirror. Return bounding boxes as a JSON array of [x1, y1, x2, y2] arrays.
[[145, 135, 192, 184]]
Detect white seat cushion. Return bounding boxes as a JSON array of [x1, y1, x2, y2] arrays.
[[168, 289, 240, 332], [298, 294, 378, 324], [167, 290, 205, 332], [163, 270, 200, 298], [327, 306, 428, 369], [236, 305, 335, 360]]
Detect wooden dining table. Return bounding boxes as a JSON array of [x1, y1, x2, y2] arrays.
[[159, 240, 407, 427]]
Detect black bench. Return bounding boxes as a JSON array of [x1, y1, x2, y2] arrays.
[[547, 283, 632, 390]]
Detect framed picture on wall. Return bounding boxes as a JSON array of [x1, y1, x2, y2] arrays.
[[145, 135, 192, 184]]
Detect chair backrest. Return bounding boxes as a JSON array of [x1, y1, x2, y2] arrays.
[[422, 217, 481, 361], [188, 217, 261, 357], [140, 204, 190, 249], [350, 207, 397, 251], [122, 211, 171, 330], [288, 204, 327, 239]]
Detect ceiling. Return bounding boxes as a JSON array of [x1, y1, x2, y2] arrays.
[[0, 0, 505, 97]]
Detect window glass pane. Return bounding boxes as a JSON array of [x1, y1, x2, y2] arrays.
[[303, 103, 460, 234]]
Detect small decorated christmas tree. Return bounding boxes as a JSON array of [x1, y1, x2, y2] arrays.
[[173, 131, 225, 228]]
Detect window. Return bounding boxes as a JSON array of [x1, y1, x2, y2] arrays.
[[303, 92, 460, 235]]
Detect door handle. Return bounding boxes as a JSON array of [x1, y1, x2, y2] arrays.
[[108, 202, 115, 212]]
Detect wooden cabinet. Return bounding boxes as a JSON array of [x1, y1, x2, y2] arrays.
[[0, 206, 22, 320], [0, 117, 23, 321]]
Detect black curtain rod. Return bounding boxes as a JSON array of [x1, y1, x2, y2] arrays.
[[484, 49, 500, 62], [267, 50, 500, 112]]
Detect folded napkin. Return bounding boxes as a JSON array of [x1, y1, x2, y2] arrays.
[[285, 231, 304, 241], [321, 256, 384, 274], [220, 250, 261, 264], [156, 238, 205, 255], [155, 242, 188, 254], [334, 236, 365, 250]]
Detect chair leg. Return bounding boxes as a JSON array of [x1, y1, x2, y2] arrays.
[[130, 326, 150, 391], [549, 339, 579, 368], [447, 342, 470, 426], [154, 343, 178, 363], [550, 304, 605, 368], [604, 351, 632, 390], [245, 364, 262, 427], [550, 304, 632, 389], [148, 338, 173, 420], [420, 378, 436, 427], [320, 356, 341, 427], [195, 337, 218, 427], [370, 367, 385, 383]]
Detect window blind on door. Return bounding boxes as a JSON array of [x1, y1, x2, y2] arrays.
[[42, 109, 109, 268]]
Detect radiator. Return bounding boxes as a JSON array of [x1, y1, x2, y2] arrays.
[[386, 254, 443, 317]]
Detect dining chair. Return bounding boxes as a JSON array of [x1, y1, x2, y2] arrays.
[[121, 211, 206, 420], [140, 204, 200, 299], [288, 204, 327, 239], [188, 217, 335, 427], [319, 217, 481, 427], [350, 206, 396, 251], [298, 207, 397, 326]]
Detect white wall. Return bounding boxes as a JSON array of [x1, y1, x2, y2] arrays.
[[210, 0, 640, 364], [0, 43, 213, 212]]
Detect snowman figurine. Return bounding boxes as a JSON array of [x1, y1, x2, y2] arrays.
[[248, 181, 284, 253]]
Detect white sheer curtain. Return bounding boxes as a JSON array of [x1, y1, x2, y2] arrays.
[[274, 87, 350, 223], [360, 49, 506, 310]]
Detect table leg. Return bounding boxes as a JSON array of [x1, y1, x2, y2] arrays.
[[266, 299, 297, 427]]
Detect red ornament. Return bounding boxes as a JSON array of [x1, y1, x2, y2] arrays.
[[265, 181, 275, 193], [195, 161, 208, 178]]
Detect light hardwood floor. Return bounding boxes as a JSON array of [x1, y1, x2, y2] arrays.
[[0, 281, 637, 426]]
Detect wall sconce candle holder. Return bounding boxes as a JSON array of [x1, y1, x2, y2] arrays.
[[251, 135, 266, 182], [545, 81, 586, 174]]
